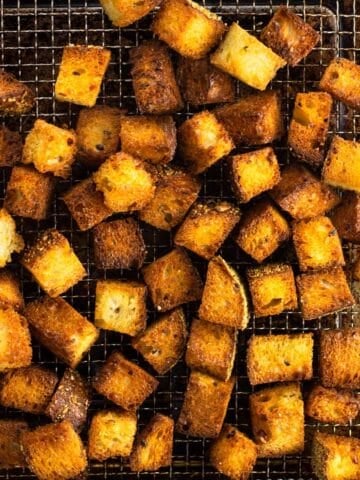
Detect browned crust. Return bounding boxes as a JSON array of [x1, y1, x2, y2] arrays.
[[320, 57, 360, 110], [0, 269, 24, 311], [0, 125, 22, 167], [305, 385, 359, 424], [0, 307, 32, 372], [0, 71, 34, 115], [331, 191, 360, 242], [0, 419, 29, 468]]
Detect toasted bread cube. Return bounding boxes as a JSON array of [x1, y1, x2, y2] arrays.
[[130, 40, 183, 115], [186, 318, 236, 381], [95, 280, 147, 336], [211, 23, 286, 90], [132, 307, 187, 374], [24, 296, 98, 368], [130, 414, 174, 472], [320, 57, 360, 110], [142, 248, 202, 312], [139, 166, 201, 231], [0, 419, 28, 468], [235, 200, 290, 263], [92, 351, 158, 410], [55, 45, 111, 107], [21, 229, 86, 297], [296, 268, 354, 321], [177, 370, 235, 438], [198, 255, 249, 329], [0, 307, 32, 372], [0, 269, 23, 311], [0, 126, 22, 167], [152, 0, 225, 59], [0, 208, 24, 268], [270, 163, 340, 220], [305, 385, 359, 424], [20, 420, 87, 480], [312, 432, 360, 480], [120, 115, 176, 165], [174, 201, 240, 260], [0, 71, 34, 115], [100, 0, 160, 27], [331, 192, 360, 242], [247, 333, 313, 386], [250, 383, 304, 457]]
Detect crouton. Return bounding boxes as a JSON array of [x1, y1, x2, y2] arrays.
[[270, 163, 340, 220], [174, 201, 240, 260], [20, 420, 87, 480], [320, 57, 360, 110], [296, 268, 354, 320], [198, 255, 249, 329], [55, 45, 111, 107], [0, 269, 23, 311], [0, 125, 22, 167], [130, 414, 174, 472], [0, 71, 34, 115], [132, 307, 187, 374], [331, 192, 360, 242], [260, 6, 319, 66], [214, 91, 283, 146], [4, 165, 55, 220], [130, 40, 183, 115], [139, 166, 201, 231], [177, 370, 235, 438], [250, 383, 304, 457], [288, 92, 332, 166], [142, 248, 202, 312], [235, 200, 290, 263], [176, 56, 235, 106], [92, 351, 159, 410], [21, 229, 86, 298], [120, 115, 176, 165], [152, 0, 225, 59], [0, 208, 24, 268], [24, 296, 98, 368], [100, 0, 160, 27], [247, 333, 313, 386], [211, 23, 286, 90], [88, 409, 137, 461], [0, 419, 28, 468], [312, 432, 360, 480], [305, 385, 359, 424], [95, 279, 147, 336], [0, 307, 31, 372]]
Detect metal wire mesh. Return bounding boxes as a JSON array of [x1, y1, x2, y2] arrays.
[[0, 0, 359, 478]]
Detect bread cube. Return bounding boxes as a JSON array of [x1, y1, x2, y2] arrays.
[[296, 268, 354, 320], [100, 0, 160, 27], [247, 333, 313, 386], [0, 269, 23, 311], [142, 248, 202, 312], [0, 419, 28, 468], [0, 208, 24, 268], [177, 110, 234, 175], [250, 383, 304, 457], [152, 0, 225, 59], [21, 229, 86, 297], [55, 45, 111, 107], [331, 192, 360, 242], [20, 420, 87, 480], [174, 201, 240, 260], [130, 414, 174, 472], [198, 255, 249, 329], [0, 125, 22, 167], [0, 307, 32, 372], [320, 57, 360, 110], [95, 279, 147, 336], [132, 307, 187, 374], [305, 385, 359, 424], [92, 351, 158, 410], [211, 23, 286, 90], [139, 166, 201, 231], [24, 296, 98, 368], [0, 71, 34, 115], [88, 409, 137, 461]]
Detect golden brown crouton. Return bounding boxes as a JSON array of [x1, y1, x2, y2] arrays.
[[250, 383, 304, 457], [92, 351, 159, 410], [211, 23, 286, 90], [296, 268, 354, 320], [0, 419, 28, 468], [0, 208, 24, 268], [0, 125, 22, 167], [95, 279, 147, 336], [320, 57, 360, 110], [100, 0, 160, 27], [177, 370, 235, 438], [152, 0, 225, 59], [21, 229, 86, 298], [331, 192, 360, 242], [247, 333, 313, 386], [132, 307, 187, 374], [209, 424, 257, 480], [24, 296, 98, 368], [20, 420, 87, 480], [55, 45, 111, 107], [0, 269, 23, 311], [198, 255, 249, 329], [130, 414, 174, 472], [0, 71, 34, 115], [0, 307, 31, 372], [142, 248, 203, 312]]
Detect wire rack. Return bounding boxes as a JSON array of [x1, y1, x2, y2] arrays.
[[0, 0, 360, 478]]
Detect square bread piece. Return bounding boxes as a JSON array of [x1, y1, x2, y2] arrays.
[[0, 126, 22, 167], [247, 333, 313, 386], [55, 45, 111, 107], [0, 208, 24, 268], [95, 279, 147, 336], [0, 269, 24, 311], [0, 419, 28, 468], [331, 192, 360, 242], [0, 307, 32, 372], [0, 71, 34, 115], [176, 370, 235, 438], [250, 383, 304, 457], [100, 0, 160, 27], [21, 229, 86, 297], [320, 57, 360, 110]]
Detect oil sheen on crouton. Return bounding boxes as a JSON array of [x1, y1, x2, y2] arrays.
[[0, 419, 28, 468], [0, 71, 34, 115], [0, 208, 24, 268], [0, 270, 23, 311], [331, 192, 360, 242], [320, 57, 360, 110], [100, 0, 161, 27], [0, 307, 31, 372], [0, 126, 22, 167], [305, 385, 359, 424]]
